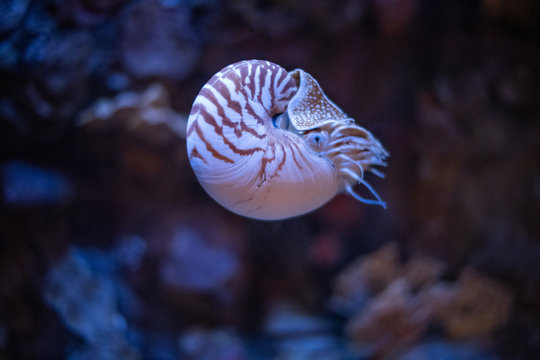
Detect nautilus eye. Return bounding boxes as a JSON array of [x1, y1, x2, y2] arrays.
[[186, 60, 388, 220], [304, 131, 329, 152]]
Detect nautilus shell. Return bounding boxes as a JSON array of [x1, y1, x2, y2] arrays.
[[187, 60, 388, 220]]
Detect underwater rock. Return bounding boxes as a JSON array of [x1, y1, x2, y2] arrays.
[[273, 334, 346, 360], [78, 83, 187, 141], [397, 341, 498, 360], [178, 327, 246, 360], [24, 30, 94, 119], [69, 344, 141, 360], [43, 248, 140, 359], [2, 161, 73, 205], [0, 2, 98, 139], [137, 209, 247, 324], [229, 0, 366, 37], [120, 0, 201, 79], [140, 332, 178, 360], [264, 302, 334, 337], [75, 83, 191, 195], [160, 226, 240, 293], [263, 301, 347, 360], [49, 0, 125, 27], [0, 0, 30, 34], [22, 1, 56, 35], [229, 0, 304, 38], [0, 37, 20, 70], [113, 235, 147, 271]]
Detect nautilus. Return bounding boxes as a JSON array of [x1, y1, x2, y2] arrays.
[[186, 60, 388, 220]]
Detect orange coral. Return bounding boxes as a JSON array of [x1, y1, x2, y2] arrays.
[[334, 244, 514, 356], [334, 243, 401, 298], [334, 243, 446, 299], [431, 268, 513, 339], [346, 280, 431, 357]]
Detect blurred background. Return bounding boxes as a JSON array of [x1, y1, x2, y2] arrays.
[[0, 0, 539, 359]]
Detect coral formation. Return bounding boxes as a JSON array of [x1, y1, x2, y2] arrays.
[[345, 280, 430, 357], [333, 244, 513, 357], [431, 268, 513, 339], [332, 243, 447, 316], [43, 248, 140, 359], [77, 83, 187, 141]]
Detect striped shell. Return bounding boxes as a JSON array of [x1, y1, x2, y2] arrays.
[[187, 60, 388, 220]]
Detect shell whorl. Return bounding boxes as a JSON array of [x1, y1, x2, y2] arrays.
[[187, 60, 388, 220]]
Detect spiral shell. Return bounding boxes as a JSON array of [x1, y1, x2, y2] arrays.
[[187, 60, 388, 220]]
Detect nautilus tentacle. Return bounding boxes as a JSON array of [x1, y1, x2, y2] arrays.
[[187, 60, 388, 220]]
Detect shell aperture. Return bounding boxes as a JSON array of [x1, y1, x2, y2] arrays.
[[187, 60, 388, 220]]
